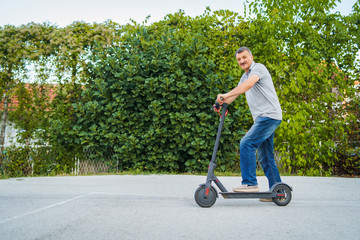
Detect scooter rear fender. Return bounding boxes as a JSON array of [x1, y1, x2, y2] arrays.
[[270, 182, 293, 191]]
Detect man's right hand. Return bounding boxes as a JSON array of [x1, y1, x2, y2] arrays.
[[216, 94, 225, 104]]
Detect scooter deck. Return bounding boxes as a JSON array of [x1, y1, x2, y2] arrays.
[[219, 191, 276, 199]]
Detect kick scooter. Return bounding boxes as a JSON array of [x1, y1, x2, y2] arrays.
[[194, 101, 292, 208]]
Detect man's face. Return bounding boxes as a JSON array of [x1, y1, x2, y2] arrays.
[[236, 50, 253, 72]]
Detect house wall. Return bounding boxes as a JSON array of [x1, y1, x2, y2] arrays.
[[2, 122, 21, 147]]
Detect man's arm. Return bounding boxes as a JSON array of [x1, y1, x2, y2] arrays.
[[217, 74, 260, 104]]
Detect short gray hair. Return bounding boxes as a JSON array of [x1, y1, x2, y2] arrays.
[[235, 47, 252, 57]]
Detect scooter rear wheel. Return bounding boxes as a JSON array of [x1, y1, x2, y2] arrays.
[[272, 184, 292, 206], [194, 185, 217, 208]]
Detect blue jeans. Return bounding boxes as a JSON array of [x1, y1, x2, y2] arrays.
[[240, 117, 282, 188]]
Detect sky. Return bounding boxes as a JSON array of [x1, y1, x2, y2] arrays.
[[0, 0, 358, 27]]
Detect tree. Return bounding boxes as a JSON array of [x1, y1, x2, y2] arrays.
[[245, 0, 360, 175], [44, 21, 124, 172], [0, 23, 55, 148]]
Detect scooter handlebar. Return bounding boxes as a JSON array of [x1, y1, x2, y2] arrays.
[[213, 97, 224, 110]]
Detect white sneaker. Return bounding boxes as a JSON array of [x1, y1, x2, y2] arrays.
[[233, 185, 259, 192]]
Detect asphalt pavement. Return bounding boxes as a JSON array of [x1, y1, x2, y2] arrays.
[[0, 174, 359, 240]]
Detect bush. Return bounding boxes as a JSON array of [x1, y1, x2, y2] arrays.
[[71, 13, 251, 173], [0, 146, 77, 177]]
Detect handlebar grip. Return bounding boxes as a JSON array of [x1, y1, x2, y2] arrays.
[[213, 96, 224, 110], [214, 101, 221, 110]]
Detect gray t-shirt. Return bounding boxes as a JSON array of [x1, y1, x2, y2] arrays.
[[239, 61, 282, 121]]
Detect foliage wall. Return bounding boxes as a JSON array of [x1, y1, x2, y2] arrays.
[[0, 0, 359, 177]]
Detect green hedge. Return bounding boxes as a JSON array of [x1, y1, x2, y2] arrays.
[[72, 14, 251, 173], [0, 146, 76, 177]]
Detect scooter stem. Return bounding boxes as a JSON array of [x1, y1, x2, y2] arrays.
[[205, 102, 229, 193], [210, 103, 228, 165]]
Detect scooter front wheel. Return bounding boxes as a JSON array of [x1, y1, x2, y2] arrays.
[[194, 185, 217, 208]]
